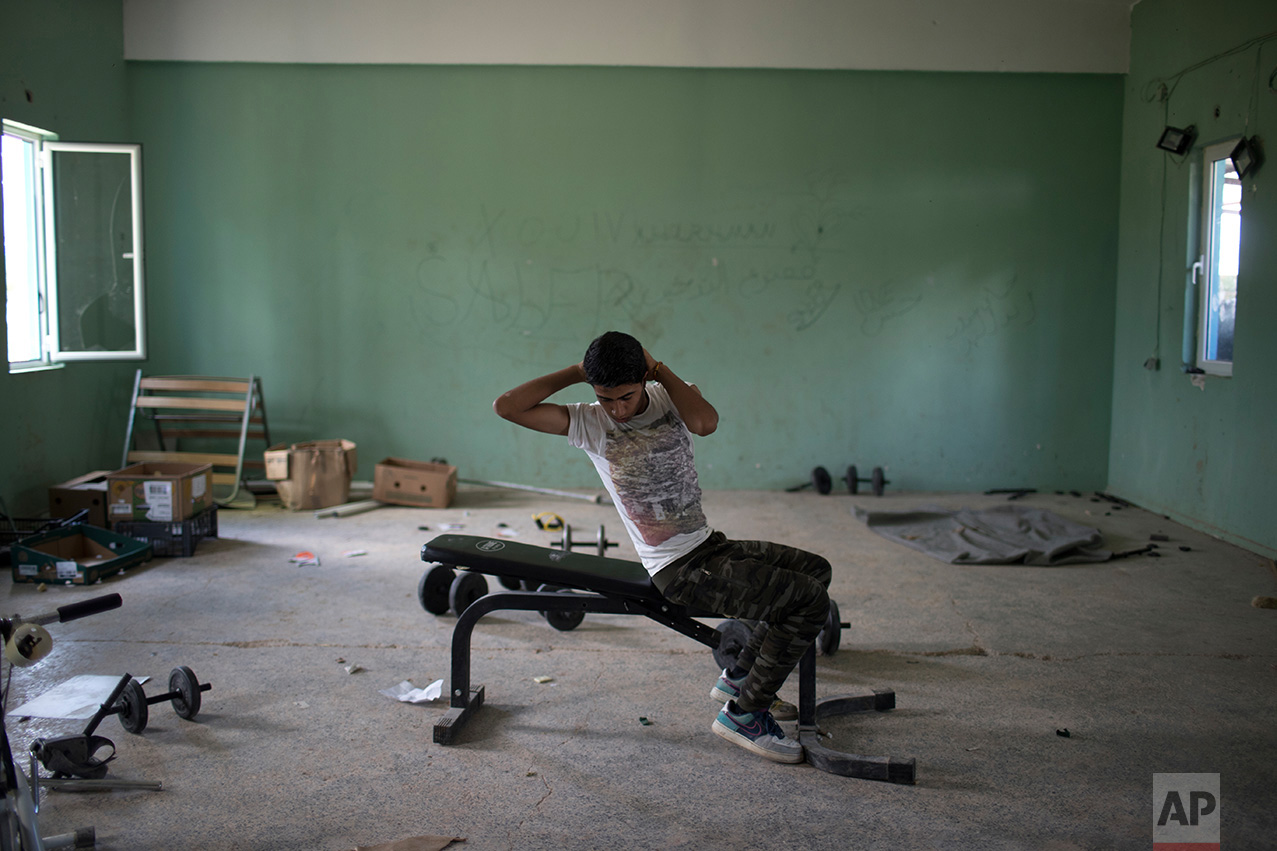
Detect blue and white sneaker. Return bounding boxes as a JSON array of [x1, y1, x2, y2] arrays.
[[712, 701, 804, 763], [710, 670, 798, 721]]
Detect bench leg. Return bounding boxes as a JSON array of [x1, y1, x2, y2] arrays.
[[434, 686, 484, 745], [432, 590, 633, 745], [796, 643, 917, 784]]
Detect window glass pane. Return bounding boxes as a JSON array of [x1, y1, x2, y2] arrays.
[[48, 148, 138, 353], [1205, 159, 1240, 363], [2, 132, 42, 363]]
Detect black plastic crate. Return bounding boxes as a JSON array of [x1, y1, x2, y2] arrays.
[[112, 504, 218, 558]]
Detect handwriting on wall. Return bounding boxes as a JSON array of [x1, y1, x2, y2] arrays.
[[412, 201, 848, 340], [947, 274, 1036, 355], [407, 185, 1034, 355]]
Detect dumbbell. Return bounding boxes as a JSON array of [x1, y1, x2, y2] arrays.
[[844, 465, 890, 496], [418, 564, 488, 616], [551, 523, 618, 558], [794, 466, 890, 496], [534, 524, 616, 631], [113, 666, 212, 734]]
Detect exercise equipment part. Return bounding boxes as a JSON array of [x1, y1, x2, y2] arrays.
[[420, 533, 916, 784], [114, 666, 213, 734], [448, 571, 489, 616], [551, 523, 618, 558], [816, 600, 849, 656], [537, 584, 587, 631], [714, 601, 846, 671], [418, 563, 490, 616], [845, 465, 890, 497], [419, 564, 455, 615], [712, 618, 755, 671]]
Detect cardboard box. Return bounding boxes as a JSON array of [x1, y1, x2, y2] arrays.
[[48, 470, 112, 527], [107, 462, 213, 523], [267, 440, 358, 510], [11, 524, 152, 585], [373, 458, 457, 508]]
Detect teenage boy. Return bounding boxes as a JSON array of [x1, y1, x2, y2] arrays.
[[493, 331, 832, 763]]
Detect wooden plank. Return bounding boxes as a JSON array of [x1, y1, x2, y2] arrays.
[[125, 450, 241, 467], [153, 428, 268, 441], [135, 396, 247, 412], [139, 377, 250, 393], [149, 415, 264, 424]]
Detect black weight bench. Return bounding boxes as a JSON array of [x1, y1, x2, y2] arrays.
[[420, 533, 916, 784]]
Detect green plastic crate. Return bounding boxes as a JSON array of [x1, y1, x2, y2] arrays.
[[10, 524, 152, 585]]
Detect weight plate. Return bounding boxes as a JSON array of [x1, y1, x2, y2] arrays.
[[535, 583, 564, 619], [170, 665, 202, 720], [846, 465, 859, 495], [811, 467, 833, 495], [596, 524, 607, 558], [449, 571, 489, 615], [119, 678, 149, 734], [498, 574, 523, 591], [818, 599, 842, 656], [418, 564, 456, 615], [872, 467, 886, 497], [544, 588, 586, 632], [712, 619, 752, 672]]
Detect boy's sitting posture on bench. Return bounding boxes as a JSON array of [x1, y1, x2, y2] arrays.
[[494, 331, 833, 764]]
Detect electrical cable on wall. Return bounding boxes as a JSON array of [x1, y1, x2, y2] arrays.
[[1142, 30, 1277, 373]]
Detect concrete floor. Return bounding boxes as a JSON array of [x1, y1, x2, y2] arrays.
[[3, 486, 1274, 850]]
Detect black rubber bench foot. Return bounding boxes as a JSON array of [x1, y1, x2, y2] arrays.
[[433, 685, 484, 745], [797, 689, 917, 785]]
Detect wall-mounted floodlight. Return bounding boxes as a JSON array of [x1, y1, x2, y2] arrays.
[[1229, 136, 1261, 178], [1157, 125, 1196, 155]]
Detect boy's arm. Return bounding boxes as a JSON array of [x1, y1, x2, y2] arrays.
[[492, 364, 586, 436], [645, 351, 719, 436]]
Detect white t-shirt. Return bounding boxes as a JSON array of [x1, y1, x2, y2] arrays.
[[567, 382, 712, 575]]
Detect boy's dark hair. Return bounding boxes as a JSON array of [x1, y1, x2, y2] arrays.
[[582, 331, 646, 387]]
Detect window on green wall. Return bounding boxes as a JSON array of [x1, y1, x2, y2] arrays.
[[1194, 139, 1242, 377], [2, 119, 146, 372]]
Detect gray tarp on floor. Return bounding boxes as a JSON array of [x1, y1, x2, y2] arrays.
[[854, 504, 1112, 565]]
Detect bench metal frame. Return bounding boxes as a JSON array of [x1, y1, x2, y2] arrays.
[[422, 538, 916, 783]]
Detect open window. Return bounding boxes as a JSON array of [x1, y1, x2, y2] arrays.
[[1192, 139, 1242, 377], [3, 120, 145, 371]]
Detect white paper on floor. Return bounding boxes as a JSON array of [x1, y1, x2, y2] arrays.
[[12, 674, 149, 720], [379, 679, 443, 704]]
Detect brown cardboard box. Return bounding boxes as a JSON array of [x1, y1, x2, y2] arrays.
[[373, 458, 457, 508], [107, 462, 214, 523], [267, 440, 358, 510], [48, 470, 112, 527]]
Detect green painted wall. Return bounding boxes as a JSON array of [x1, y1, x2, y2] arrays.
[[124, 62, 1123, 495], [1108, 0, 1277, 557], [0, 0, 135, 514]]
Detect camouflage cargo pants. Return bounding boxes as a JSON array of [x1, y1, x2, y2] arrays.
[[656, 531, 832, 713]]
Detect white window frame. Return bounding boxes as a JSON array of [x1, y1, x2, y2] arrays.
[[1193, 138, 1240, 378], [3, 120, 146, 371]]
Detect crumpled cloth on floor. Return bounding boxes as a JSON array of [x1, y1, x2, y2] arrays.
[[854, 504, 1111, 565]]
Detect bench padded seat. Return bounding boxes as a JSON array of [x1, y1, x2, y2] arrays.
[[421, 534, 662, 603]]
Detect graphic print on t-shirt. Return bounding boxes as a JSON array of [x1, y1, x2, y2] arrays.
[[604, 410, 707, 547]]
